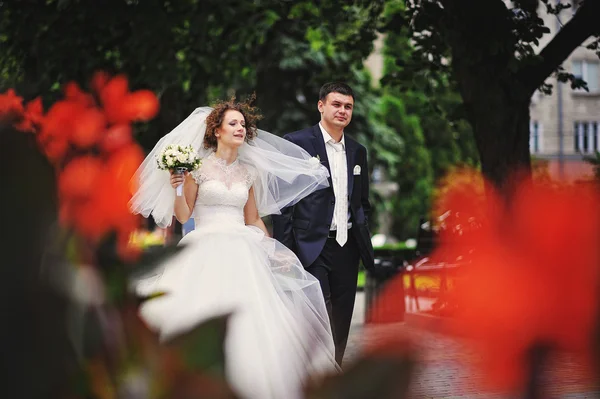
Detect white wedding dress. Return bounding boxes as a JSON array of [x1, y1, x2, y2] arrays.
[[134, 153, 338, 399]]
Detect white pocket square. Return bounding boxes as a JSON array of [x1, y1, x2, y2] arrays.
[[353, 165, 361, 175]]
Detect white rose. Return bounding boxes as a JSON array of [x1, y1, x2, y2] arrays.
[[308, 156, 320, 169], [167, 158, 174, 166], [177, 154, 187, 163]]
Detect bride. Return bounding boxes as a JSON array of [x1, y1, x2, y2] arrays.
[[130, 99, 339, 398]]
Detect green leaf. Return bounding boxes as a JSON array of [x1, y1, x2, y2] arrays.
[[306, 27, 325, 51], [262, 9, 281, 28], [127, 243, 186, 280], [165, 314, 230, 376]]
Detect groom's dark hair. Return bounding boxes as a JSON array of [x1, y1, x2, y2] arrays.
[[319, 82, 354, 102]]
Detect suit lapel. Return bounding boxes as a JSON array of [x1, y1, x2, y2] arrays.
[[310, 125, 333, 187], [345, 137, 356, 197]]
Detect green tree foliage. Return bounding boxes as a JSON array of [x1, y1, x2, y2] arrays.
[[376, 92, 434, 239], [1, 0, 489, 238], [371, 1, 478, 236], [381, 1, 479, 175], [0, 0, 385, 149]]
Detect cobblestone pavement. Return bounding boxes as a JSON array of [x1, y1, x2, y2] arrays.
[[345, 293, 600, 399]]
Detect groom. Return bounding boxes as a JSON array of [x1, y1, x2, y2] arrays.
[[272, 82, 374, 365]]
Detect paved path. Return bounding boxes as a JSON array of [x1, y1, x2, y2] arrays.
[[345, 293, 600, 398]]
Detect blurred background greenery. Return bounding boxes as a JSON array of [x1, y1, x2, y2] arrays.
[[0, 0, 481, 241]]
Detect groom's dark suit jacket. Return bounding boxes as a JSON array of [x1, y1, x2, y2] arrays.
[[272, 124, 375, 270]]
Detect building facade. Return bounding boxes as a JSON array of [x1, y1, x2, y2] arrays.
[[529, 0, 598, 180]]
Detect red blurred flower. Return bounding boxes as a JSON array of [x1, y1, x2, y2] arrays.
[[70, 107, 106, 149], [90, 70, 110, 94], [106, 143, 145, 192], [0, 89, 25, 123], [58, 156, 103, 200], [4, 72, 157, 261], [100, 124, 133, 153], [70, 199, 113, 242], [40, 100, 108, 151], [91, 169, 139, 242], [121, 90, 160, 122], [40, 100, 87, 142], [99, 76, 159, 124], [442, 172, 599, 391], [100, 75, 129, 124], [64, 144, 144, 243], [14, 97, 44, 133], [63, 82, 95, 107], [369, 169, 600, 392], [63, 144, 144, 243], [41, 136, 70, 165], [366, 274, 407, 324]]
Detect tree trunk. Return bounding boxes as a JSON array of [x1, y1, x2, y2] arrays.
[[471, 89, 532, 194], [455, 68, 532, 195]]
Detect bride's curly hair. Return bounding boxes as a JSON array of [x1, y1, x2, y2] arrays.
[[204, 94, 262, 151]]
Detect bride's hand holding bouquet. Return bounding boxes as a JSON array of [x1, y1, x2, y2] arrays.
[[156, 144, 201, 196]]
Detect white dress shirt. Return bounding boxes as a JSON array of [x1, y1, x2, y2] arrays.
[[319, 123, 351, 244]]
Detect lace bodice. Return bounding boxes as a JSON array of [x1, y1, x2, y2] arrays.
[[190, 153, 257, 226]]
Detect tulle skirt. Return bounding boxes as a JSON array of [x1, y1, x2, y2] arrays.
[[134, 220, 338, 399]]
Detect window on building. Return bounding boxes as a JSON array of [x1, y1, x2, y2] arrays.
[[574, 121, 599, 154], [572, 60, 599, 92], [529, 121, 542, 153]]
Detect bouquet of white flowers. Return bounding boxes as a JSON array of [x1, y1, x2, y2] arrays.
[[156, 144, 201, 196]]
